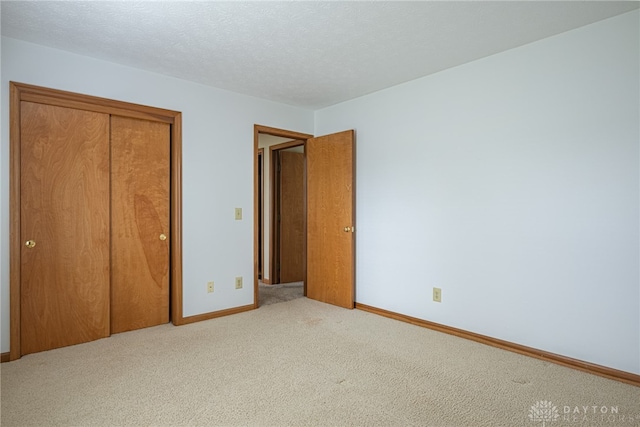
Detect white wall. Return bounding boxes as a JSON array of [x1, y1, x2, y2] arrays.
[[315, 11, 640, 374], [0, 37, 314, 352]]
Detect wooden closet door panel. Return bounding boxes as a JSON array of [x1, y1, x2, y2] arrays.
[[111, 116, 170, 333], [20, 102, 111, 355]]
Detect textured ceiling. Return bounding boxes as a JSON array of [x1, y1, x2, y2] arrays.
[[2, 1, 638, 109]]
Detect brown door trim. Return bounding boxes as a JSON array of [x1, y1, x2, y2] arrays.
[[9, 82, 184, 360], [254, 125, 312, 308], [257, 148, 264, 281], [271, 149, 280, 284]]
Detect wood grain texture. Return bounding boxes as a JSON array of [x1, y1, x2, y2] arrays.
[[356, 303, 640, 387], [254, 125, 313, 141], [169, 113, 183, 325], [179, 304, 255, 325], [20, 86, 177, 124], [306, 130, 355, 309], [11, 82, 184, 355], [279, 151, 305, 282], [110, 116, 170, 333], [20, 102, 110, 355], [258, 148, 264, 281], [9, 83, 22, 361], [253, 126, 260, 307], [270, 149, 280, 283]]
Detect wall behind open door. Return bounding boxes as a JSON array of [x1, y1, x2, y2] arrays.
[[313, 11, 639, 374]]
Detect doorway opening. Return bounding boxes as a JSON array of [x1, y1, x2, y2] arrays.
[[271, 142, 305, 285], [254, 126, 312, 307], [254, 125, 356, 310]]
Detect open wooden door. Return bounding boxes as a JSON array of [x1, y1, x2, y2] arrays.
[[306, 130, 355, 309]]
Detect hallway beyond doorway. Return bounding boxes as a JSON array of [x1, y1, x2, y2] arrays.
[[258, 281, 303, 306]]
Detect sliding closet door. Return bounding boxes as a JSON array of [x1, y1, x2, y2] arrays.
[[110, 116, 170, 333], [20, 102, 111, 355]]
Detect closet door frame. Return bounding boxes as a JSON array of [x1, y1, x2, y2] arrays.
[[9, 82, 184, 361]]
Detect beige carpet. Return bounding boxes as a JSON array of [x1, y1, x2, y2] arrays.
[[1, 298, 639, 426]]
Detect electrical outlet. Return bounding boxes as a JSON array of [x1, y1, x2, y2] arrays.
[[207, 281, 214, 293], [235, 277, 243, 289], [433, 287, 442, 303], [235, 208, 242, 220]]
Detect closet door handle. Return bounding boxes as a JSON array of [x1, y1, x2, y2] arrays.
[[25, 240, 36, 248], [159, 234, 167, 241]]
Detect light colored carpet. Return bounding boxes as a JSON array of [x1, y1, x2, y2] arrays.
[[1, 298, 639, 426], [259, 281, 304, 306]]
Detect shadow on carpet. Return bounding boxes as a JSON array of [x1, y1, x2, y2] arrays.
[[259, 281, 304, 306]]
